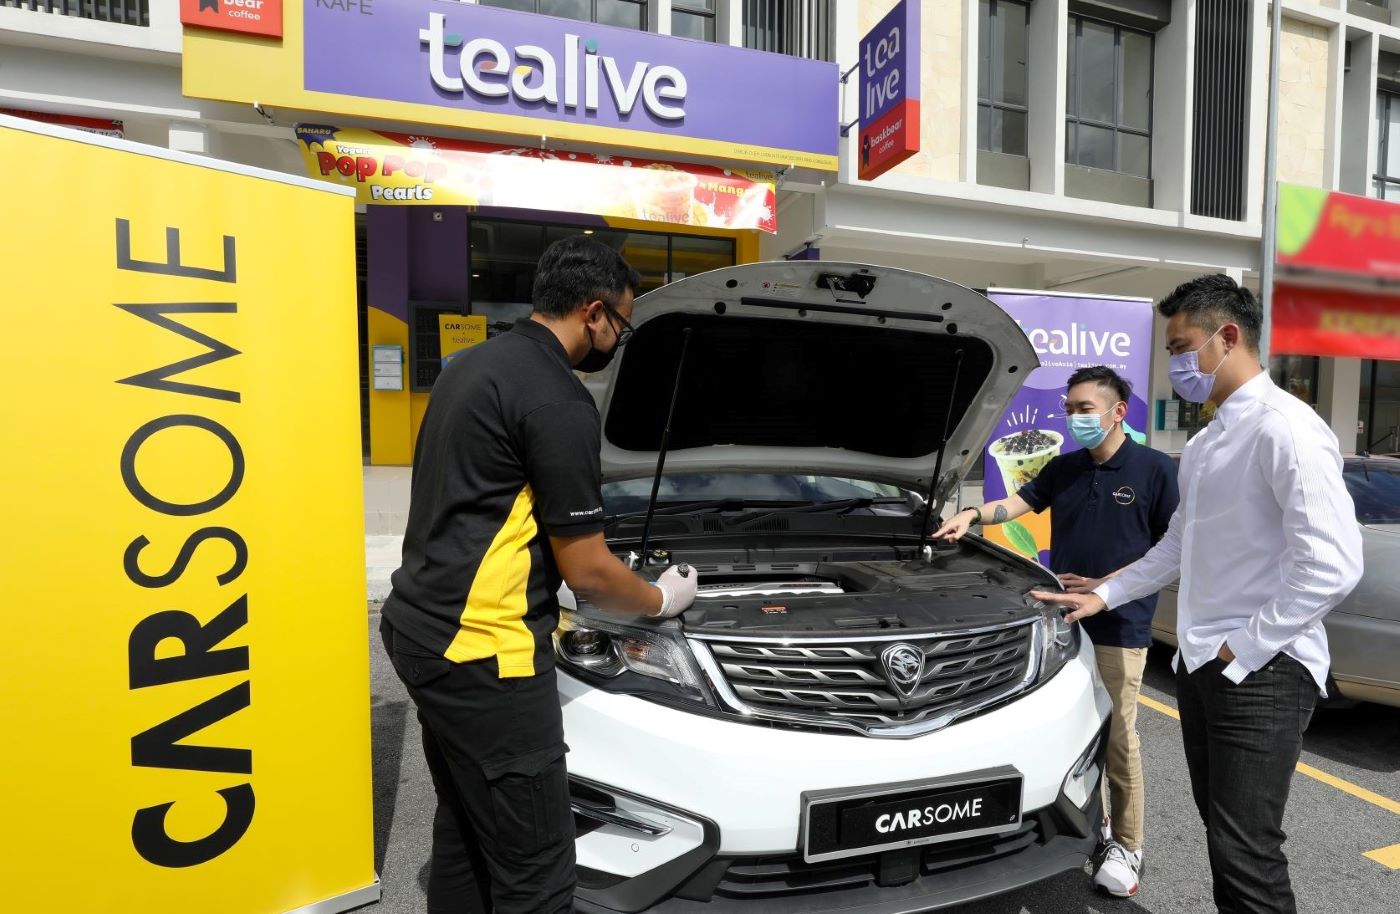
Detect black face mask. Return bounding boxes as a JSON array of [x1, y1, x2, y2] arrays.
[[574, 303, 632, 373], [574, 328, 617, 373]]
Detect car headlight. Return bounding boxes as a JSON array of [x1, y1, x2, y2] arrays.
[[554, 610, 717, 709], [1030, 598, 1080, 683]]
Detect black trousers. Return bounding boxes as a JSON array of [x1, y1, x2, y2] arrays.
[[382, 617, 576, 914], [1176, 653, 1318, 914]]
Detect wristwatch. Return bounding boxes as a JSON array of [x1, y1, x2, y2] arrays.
[[964, 506, 983, 525]]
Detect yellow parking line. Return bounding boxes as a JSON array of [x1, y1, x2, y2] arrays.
[[1136, 694, 1400, 867], [1295, 762, 1400, 816], [1363, 843, 1400, 870], [1137, 694, 1180, 720]]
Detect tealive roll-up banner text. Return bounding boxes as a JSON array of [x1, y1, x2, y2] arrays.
[[0, 117, 375, 913], [981, 291, 1154, 566]]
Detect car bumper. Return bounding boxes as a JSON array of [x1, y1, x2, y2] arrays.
[[561, 639, 1111, 912]]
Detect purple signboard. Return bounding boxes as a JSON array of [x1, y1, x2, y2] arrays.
[[981, 291, 1154, 564], [302, 0, 838, 168], [858, 0, 920, 180]]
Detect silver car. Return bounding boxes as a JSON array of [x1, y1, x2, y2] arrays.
[[1152, 456, 1400, 707]]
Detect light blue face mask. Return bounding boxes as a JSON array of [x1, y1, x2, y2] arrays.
[[1066, 403, 1123, 449]]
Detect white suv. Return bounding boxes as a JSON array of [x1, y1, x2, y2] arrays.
[[556, 262, 1111, 912]]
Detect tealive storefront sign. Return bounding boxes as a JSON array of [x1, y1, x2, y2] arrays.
[[301, 0, 838, 169]]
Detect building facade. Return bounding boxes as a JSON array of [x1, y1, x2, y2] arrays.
[[4, 0, 1398, 481]]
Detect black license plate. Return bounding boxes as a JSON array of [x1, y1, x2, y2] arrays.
[[802, 771, 1023, 863]]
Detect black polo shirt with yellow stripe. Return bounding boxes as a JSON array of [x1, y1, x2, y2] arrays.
[[383, 319, 607, 678]]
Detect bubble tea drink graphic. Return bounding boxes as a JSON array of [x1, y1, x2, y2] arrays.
[[989, 429, 1063, 497], [634, 164, 700, 224]]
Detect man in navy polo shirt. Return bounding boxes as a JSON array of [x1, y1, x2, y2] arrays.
[[934, 365, 1178, 899]]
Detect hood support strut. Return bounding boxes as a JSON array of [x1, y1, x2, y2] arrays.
[[919, 347, 966, 557], [631, 327, 694, 568]]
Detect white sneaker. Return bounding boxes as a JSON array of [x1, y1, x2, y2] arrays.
[[1093, 842, 1143, 898]]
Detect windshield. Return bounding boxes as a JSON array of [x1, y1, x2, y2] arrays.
[[601, 474, 909, 515], [1344, 461, 1400, 525]]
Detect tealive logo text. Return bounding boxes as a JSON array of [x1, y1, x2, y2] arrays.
[[419, 12, 687, 121], [1016, 320, 1131, 358]]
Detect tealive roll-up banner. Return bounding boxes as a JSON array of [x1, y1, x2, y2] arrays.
[[0, 116, 376, 913], [981, 291, 1154, 566]]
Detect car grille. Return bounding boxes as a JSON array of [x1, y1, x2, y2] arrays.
[[692, 622, 1036, 735], [701, 816, 1042, 901]]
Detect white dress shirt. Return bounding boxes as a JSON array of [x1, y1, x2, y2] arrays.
[[1094, 371, 1363, 691]]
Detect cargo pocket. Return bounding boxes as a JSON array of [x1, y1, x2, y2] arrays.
[[481, 744, 572, 860], [388, 643, 453, 690]]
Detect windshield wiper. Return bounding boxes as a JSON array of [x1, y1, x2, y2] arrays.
[[605, 498, 796, 523], [727, 497, 908, 527]]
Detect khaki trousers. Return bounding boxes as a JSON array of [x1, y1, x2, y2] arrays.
[[1095, 644, 1149, 851]]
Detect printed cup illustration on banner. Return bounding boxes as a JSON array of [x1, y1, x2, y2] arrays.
[[988, 428, 1063, 499], [633, 164, 703, 225]]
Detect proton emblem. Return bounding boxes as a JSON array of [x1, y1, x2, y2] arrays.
[[880, 643, 925, 701]]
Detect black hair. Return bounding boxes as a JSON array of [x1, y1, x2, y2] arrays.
[[1156, 273, 1262, 351], [532, 235, 643, 319], [1066, 365, 1132, 406]]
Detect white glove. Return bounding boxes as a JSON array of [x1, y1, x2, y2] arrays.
[[650, 564, 697, 619]]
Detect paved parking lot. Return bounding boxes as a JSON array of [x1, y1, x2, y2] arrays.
[[364, 606, 1400, 913]]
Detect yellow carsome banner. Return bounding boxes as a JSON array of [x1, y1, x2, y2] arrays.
[[0, 117, 375, 913]]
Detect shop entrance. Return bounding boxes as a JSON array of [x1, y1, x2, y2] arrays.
[[359, 206, 742, 464]]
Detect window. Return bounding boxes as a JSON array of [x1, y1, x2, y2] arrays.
[[977, 0, 1029, 156], [1375, 92, 1400, 201], [1344, 461, 1400, 525], [481, 0, 648, 29], [1269, 355, 1319, 408], [1066, 17, 1153, 177], [743, 0, 834, 62], [409, 302, 467, 392], [466, 218, 736, 358], [1359, 358, 1400, 454], [2, 0, 148, 27], [672, 0, 716, 41]]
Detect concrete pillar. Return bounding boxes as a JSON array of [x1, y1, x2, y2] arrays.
[[1027, 0, 1068, 196], [961, 0, 979, 184], [168, 122, 210, 156], [653, 0, 671, 34], [1153, 0, 1194, 214], [720, 0, 743, 47], [1340, 32, 1379, 196], [1320, 357, 1362, 454], [1325, 20, 1346, 190]]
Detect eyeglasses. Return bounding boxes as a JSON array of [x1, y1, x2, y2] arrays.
[[601, 301, 635, 347]]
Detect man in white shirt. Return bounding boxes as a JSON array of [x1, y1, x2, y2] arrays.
[[1033, 274, 1363, 914]]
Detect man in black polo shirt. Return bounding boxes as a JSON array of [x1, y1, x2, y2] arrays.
[[933, 365, 1178, 899], [381, 236, 698, 914]]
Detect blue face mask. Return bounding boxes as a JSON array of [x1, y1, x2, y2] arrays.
[[1066, 403, 1122, 449]]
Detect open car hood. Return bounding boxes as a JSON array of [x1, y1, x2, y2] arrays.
[[585, 262, 1039, 502]]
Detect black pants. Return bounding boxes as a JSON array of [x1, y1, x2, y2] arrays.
[[382, 617, 576, 914], [1176, 653, 1318, 914]]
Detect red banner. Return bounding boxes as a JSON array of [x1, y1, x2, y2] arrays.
[[181, 0, 282, 38], [1277, 184, 1400, 281], [1272, 282, 1400, 360], [0, 108, 122, 137]]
